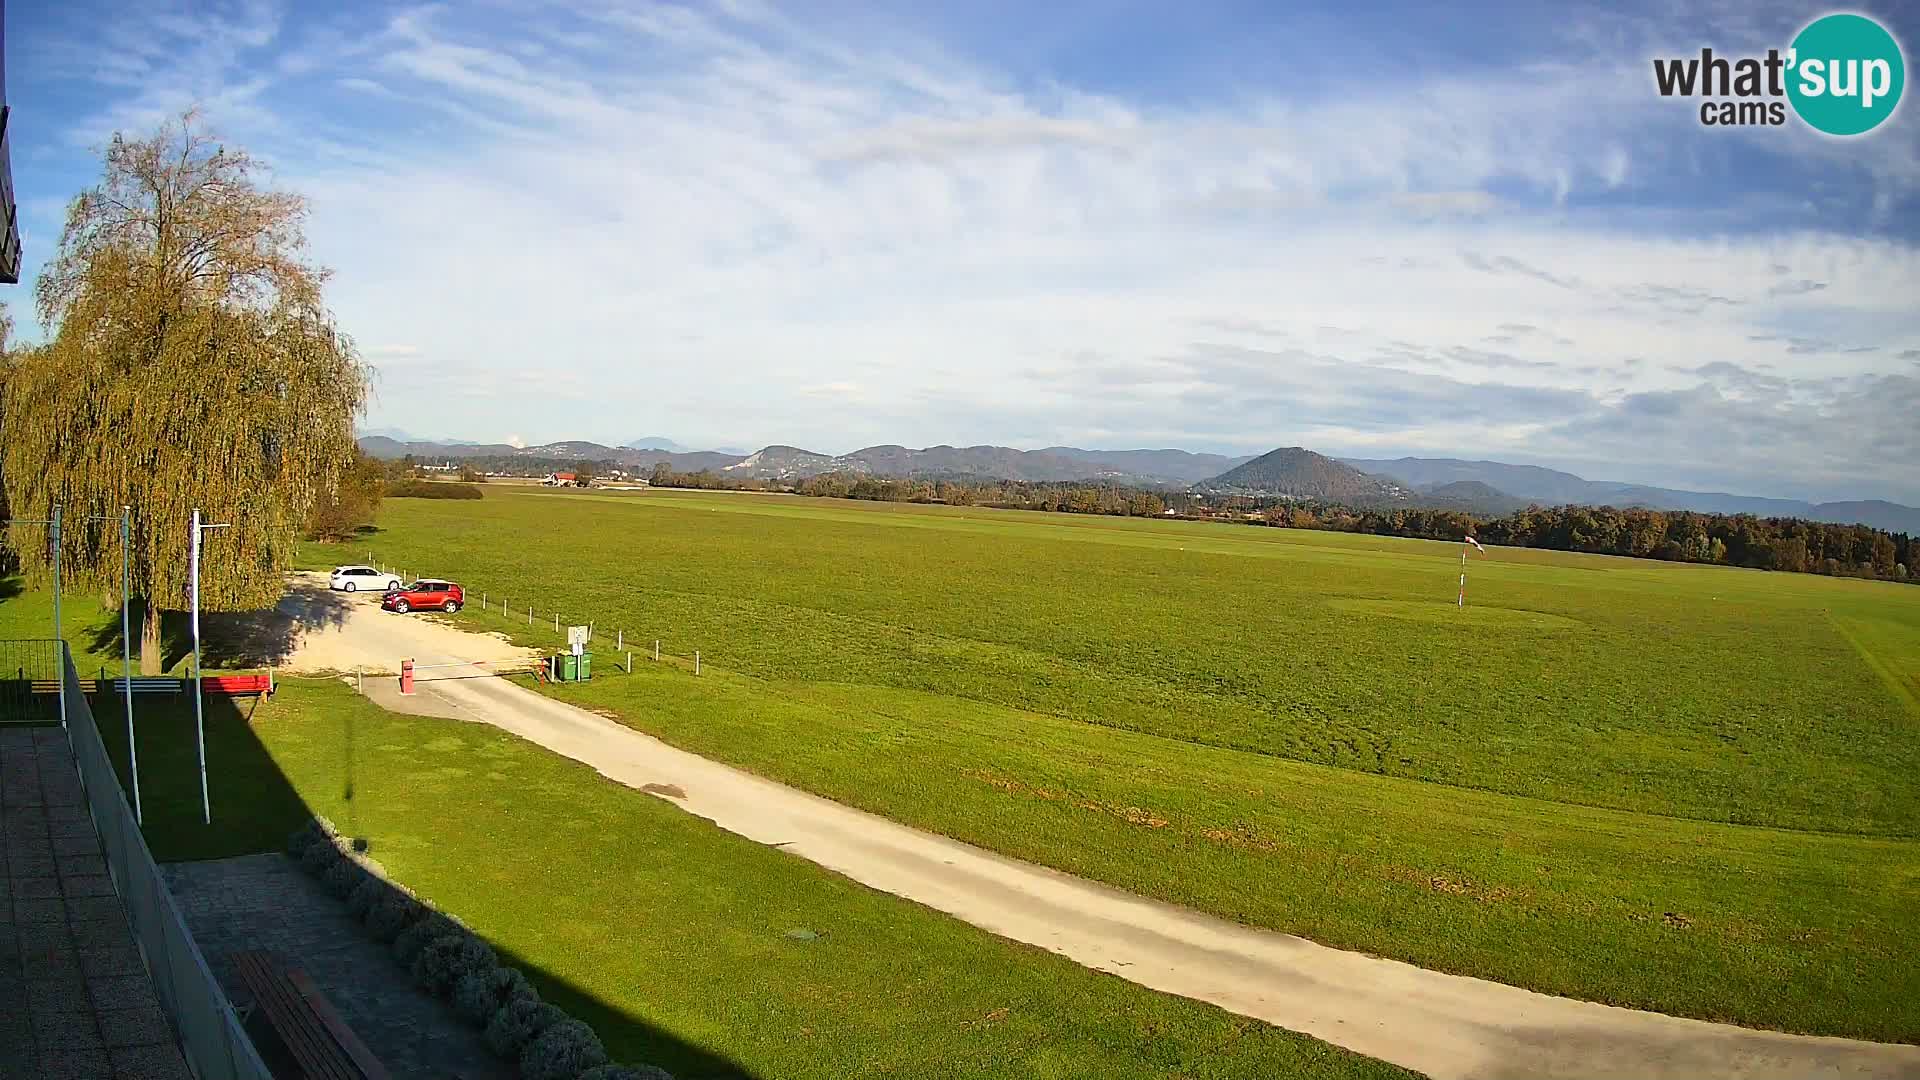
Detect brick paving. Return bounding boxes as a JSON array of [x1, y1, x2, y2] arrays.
[[164, 853, 511, 1080], [1, 725, 192, 1080]]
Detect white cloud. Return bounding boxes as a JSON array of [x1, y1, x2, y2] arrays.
[[27, 0, 1920, 502]]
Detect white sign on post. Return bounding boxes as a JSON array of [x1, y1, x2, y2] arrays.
[[567, 624, 589, 656]]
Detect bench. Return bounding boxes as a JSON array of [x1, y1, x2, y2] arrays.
[[232, 950, 389, 1080], [104, 676, 185, 696], [202, 673, 274, 698]]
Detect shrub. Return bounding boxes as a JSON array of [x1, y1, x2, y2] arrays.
[[285, 822, 324, 859], [413, 931, 497, 997], [393, 911, 460, 968], [521, 1018, 608, 1080], [366, 894, 425, 943], [388, 479, 483, 499], [346, 876, 386, 920], [484, 999, 566, 1061], [322, 856, 365, 900], [581, 1066, 675, 1080], [453, 966, 535, 1027], [299, 838, 344, 877]]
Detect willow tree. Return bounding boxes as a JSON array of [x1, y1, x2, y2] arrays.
[[2, 111, 366, 672]]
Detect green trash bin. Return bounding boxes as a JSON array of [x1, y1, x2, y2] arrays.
[[553, 653, 578, 682], [577, 651, 592, 681]]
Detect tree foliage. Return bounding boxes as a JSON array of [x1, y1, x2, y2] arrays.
[[307, 450, 387, 541], [1, 111, 366, 670]]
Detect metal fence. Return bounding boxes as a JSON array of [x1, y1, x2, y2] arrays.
[[0, 637, 63, 724], [58, 644, 274, 1080]]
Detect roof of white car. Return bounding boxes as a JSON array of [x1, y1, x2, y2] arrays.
[[332, 565, 377, 573]]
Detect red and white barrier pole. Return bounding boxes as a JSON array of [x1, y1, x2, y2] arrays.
[[401, 658, 415, 695]]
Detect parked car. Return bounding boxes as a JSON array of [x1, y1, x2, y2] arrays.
[[330, 565, 402, 593], [382, 579, 464, 614]]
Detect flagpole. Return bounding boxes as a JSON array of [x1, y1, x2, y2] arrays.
[[1458, 543, 1467, 607]]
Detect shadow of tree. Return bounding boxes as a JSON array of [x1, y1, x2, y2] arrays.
[[198, 581, 358, 668], [89, 681, 760, 1079]]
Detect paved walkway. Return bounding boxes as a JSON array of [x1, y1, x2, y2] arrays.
[[0, 725, 192, 1080], [163, 853, 510, 1080], [279, 576, 1920, 1080]]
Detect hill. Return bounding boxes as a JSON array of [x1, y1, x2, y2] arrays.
[[1345, 457, 1920, 532], [1200, 448, 1408, 501], [1417, 480, 1528, 515]]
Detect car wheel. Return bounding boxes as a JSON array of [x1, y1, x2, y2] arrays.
[[344, 581, 357, 592], [394, 599, 411, 613], [388, 579, 401, 591], [444, 600, 461, 614]]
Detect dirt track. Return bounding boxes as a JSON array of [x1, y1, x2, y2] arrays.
[[270, 573, 1920, 1080]]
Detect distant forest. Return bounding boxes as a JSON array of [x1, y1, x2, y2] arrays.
[[646, 466, 1918, 584]]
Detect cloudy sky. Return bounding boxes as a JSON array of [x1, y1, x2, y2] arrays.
[[9, 0, 1920, 502]]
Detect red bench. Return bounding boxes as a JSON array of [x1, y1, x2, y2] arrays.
[[201, 673, 274, 697]]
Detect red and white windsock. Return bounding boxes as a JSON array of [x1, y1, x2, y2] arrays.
[[1459, 537, 1486, 606]]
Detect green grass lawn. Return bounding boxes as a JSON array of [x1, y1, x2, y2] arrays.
[[88, 677, 1415, 1080], [302, 489, 1920, 1042]]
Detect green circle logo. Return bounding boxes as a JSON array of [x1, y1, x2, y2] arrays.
[[1787, 13, 1905, 135]]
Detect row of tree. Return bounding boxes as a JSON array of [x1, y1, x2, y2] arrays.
[[647, 468, 1918, 583], [1, 113, 369, 671], [1260, 503, 1913, 580], [649, 467, 1171, 517]]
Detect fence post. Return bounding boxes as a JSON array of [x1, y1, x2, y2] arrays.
[[626, 651, 632, 673], [554, 612, 560, 632], [653, 640, 660, 662], [617, 629, 623, 650], [483, 592, 487, 611], [528, 606, 532, 626], [695, 651, 701, 676]]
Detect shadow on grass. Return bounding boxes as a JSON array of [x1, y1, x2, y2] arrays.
[[76, 582, 362, 671], [86, 680, 758, 1079]]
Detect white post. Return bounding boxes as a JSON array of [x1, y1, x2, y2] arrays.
[[695, 650, 701, 676], [626, 651, 632, 673], [191, 509, 210, 825], [122, 506, 140, 823], [554, 612, 560, 632], [52, 507, 64, 733], [653, 639, 660, 662], [617, 629, 623, 650], [1458, 545, 1467, 608]]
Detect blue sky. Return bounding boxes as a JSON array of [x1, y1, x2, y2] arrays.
[[8, 0, 1920, 502]]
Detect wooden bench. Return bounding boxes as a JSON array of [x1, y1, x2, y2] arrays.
[[202, 672, 274, 698], [232, 950, 389, 1080]]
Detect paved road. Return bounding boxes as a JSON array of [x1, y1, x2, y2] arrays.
[[275, 574, 1920, 1080]]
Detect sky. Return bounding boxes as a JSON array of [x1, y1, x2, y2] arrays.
[[7, 0, 1920, 503]]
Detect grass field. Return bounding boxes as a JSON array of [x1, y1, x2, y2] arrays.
[[302, 488, 1920, 1042], [78, 678, 1414, 1080]]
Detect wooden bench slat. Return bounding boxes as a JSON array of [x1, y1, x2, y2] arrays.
[[290, 970, 392, 1080], [236, 952, 352, 1080], [232, 950, 380, 1080]]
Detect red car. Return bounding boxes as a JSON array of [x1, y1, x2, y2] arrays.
[[382, 579, 464, 614]]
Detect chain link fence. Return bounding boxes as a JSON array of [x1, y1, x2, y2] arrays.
[[57, 643, 274, 1080]]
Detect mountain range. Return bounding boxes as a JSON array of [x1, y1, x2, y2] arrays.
[[356, 434, 1920, 533], [1342, 457, 1920, 534]]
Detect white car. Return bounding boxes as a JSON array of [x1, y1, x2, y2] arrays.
[[329, 565, 401, 593]]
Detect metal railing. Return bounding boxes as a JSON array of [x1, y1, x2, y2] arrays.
[[0, 637, 63, 724], [58, 643, 273, 1080]]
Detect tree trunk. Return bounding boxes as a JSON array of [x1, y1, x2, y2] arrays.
[[140, 603, 163, 675]]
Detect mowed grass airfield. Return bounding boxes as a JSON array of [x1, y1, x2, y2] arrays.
[[308, 487, 1920, 1042]]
